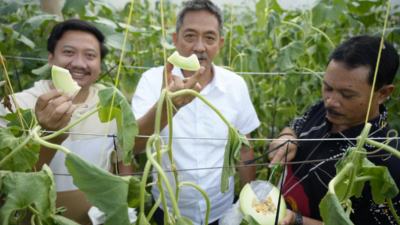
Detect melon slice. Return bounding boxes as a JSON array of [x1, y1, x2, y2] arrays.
[[240, 183, 286, 225], [167, 51, 200, 71], [52, 65, 81, 96]]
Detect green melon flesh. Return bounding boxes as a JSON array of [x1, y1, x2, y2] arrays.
[[167, 51, 201, 71], [240, 183, 286, 225], [52, 65, 81, 96]]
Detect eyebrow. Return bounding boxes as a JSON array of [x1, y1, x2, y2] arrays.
[[323, 81, 358, 94], [183, 28, 218, 36]]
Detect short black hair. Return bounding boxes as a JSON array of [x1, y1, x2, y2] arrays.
[[47, 19, 108, 60], [176, 0, 223, 36], [328, 34, 399, 91]]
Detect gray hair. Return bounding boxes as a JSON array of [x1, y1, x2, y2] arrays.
[[176, 0, 223, 36]]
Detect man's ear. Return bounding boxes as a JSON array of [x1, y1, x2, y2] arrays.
[[172, 32, 178, 47], [218, 37, 225, 52], [47, 51, 54, 67], [377, 84, 395, 104]]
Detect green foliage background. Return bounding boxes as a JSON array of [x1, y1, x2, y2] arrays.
[[0, 0, 399, 190]]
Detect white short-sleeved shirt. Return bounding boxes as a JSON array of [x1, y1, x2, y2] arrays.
[[131, 65, 260, 225]]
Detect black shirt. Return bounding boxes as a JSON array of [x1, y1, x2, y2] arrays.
[[282, 100, 400, 224]]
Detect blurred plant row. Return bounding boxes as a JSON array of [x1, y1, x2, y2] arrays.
[[0, 0, 399, 186]]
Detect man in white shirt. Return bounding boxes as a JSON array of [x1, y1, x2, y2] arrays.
[[131, 1, 260, 224]]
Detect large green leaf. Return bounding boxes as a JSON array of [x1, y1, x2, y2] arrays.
[[0, 165, 56, 224], [0, 0, 25, 15], [312, 0, 347, 27], [121, 70, 141, 93], [0, 127, 40, 172], [98, 87, 138, 165], [124, 176, 150, 208], [65, 153, 130, 225], [354, 159, 398, 203], [320, 193, 353, 225], [62, 0, 89, 17], [221, 126, 249, 193], [277, 41, 305, 71], [0, 26, 35, 49], [24, 14, 60, 31], [93, 23, 132, 52]]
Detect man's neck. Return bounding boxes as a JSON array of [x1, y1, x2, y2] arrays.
[[182, 65, 214, 90]]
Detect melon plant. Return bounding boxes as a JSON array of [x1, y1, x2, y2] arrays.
[[51, 65, 81, 96], [167, 51, 201, 71], [239, 183, 286, 225]]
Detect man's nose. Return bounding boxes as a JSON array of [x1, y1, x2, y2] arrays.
[[193, 38, 205, 52], [70, 54, 87, 68], [325, 93, 341, 108]]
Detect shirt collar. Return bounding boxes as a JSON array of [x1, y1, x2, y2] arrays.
[[208, 64, 227, 93]]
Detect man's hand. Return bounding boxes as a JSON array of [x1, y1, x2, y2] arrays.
[[35, 89, 76, 144], [279, 209, 323, 225], [161, 61, 204, 109], [268, 128, 298, 168]]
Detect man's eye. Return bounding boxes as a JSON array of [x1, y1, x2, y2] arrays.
[[342, 94, 353, 99], [324, 87, 333, 92], [87, 54, 95, 58], [63, 50, 73, 54]]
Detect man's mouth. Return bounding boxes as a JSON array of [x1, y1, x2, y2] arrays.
[[69, 70, 90, 77], [325, 107, 345, 117]]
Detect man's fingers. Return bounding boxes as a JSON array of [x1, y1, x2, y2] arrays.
[[49, 101, 74, 125], [166, 61, 174, 84], [184, 67, 204, 88], [269, 148, 285, 168], [35, 89, 63, 112], [57, 103, 76, 128], [172, 76, 184, 90]]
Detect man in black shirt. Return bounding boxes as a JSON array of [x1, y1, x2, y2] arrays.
[[269, 35, 400, 225]]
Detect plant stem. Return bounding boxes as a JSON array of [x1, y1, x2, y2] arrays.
[[153, 90, 170, 222], [328, 163, 353, 195], [179, 182, 210, 225], [146, 135, 182, 218], [0, 134, 31, 168], [388, 198, 400, 225], [140, 149, 168, 215], [31, 126, 71, 155], [281, 21, 305, 33], [170, 90, 230, 126], [147, 196, 161, 221], [27, 205, 42, 225], [354, 175, 378, 183], [42, 107, 100, 141], [310, 26, 335, 48], [302, 67, 323, 81], [166, 97, 180, 210], [365, 139, 400, 159]]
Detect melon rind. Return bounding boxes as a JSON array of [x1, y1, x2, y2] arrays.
[[167, 51, 201, 71], [239, 183, 286, 225], [52, 65, 81, 96]]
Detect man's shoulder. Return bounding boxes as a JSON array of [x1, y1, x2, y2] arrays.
[[142, 66, 164, 78]]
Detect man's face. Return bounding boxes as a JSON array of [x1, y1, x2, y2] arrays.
[[172, 10, 224, 71], [47, 30, 101, 90], [322, 60, 382, 131]]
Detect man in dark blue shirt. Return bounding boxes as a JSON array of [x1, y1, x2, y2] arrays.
[[269, 35, 400, 225]]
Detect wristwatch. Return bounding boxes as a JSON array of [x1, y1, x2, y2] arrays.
[[293, 210, 303, 225]]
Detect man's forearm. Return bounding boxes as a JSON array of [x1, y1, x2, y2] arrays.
[[35, 145, 57, 171], [133, 102, 178, 155], [238, 135, 256, 187]]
